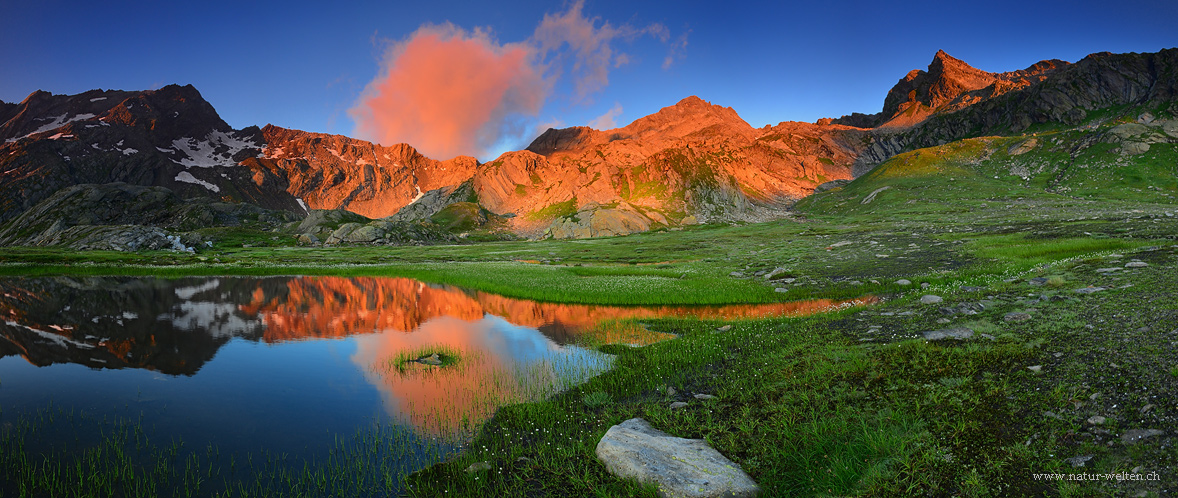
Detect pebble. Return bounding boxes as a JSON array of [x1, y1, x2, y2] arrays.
[[920, 295, 943, 304], [896, 279, 912, 286], [1125, 261, 1149, 268], [936, 318, 951, 324], [693, 394, 716, 400], [1075, 287, 1106, 294], [715, 325, 732, 333], [1087, 415, 1107, 425], [1066, 455, 1094, 467], [669, 402, 689, 409], [774, 287, 788, 293], [1027, 365, 1042, 372], [921, 282, 931, 289]]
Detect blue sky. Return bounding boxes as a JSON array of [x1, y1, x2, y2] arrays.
[[3, 0, 1176, 160]]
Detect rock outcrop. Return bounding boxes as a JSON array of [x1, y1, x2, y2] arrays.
[[595, 418, 760, 498], [0, 183, 297, 250]]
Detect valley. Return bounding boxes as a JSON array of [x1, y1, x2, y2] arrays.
[[0, 46, 1175, 497]]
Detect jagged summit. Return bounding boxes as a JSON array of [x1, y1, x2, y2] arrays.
[[832, 50, 1070, 129]]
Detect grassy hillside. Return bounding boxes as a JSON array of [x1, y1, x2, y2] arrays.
[[1, 123, 1177, 496]]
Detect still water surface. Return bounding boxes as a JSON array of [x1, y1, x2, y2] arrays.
[[0, 276, 868, 481]]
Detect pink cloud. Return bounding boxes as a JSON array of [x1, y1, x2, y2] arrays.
[[349, 24, 546, 160], [350, 3, 686, 160]]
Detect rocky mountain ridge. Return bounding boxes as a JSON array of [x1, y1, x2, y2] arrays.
[[2, 47, 1175, 245]]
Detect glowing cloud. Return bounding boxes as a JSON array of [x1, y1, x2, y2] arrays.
[[350, 2, 686, 159], [349, 24, 546, 160]]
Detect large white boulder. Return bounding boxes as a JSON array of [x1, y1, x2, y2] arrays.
[[595, 418, 760, 498]]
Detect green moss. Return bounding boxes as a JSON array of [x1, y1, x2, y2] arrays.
[[525, 198, 578, 222], [429, 203, 485, 231]]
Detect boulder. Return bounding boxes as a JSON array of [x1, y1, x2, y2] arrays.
[[549, 203, 653, 239], [595, 418, 759, 498], [923, 327, 974, 341]]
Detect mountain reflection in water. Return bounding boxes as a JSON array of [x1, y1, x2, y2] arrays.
[[0, 276, 872, 437]]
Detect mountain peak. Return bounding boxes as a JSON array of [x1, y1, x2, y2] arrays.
[[621, 95, 752, 139]]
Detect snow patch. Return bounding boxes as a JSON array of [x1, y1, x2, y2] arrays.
[[328, 148, 345, 160], [296, 198, 309, 213], [175, 279, 220, 300], [166, 301, 262, 338], [174, 171, 220, 192], [5, 320, 95, 349], [7, 113, 96, 142], [90, 97, 107, 102], [48, 133, 74, 140], [120, 148, 139, 156], [407, 185, 425, 205], [171, 130, 260, 168], [156, 147, 174, 153]]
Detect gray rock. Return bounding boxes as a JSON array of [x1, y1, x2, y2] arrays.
[[1075, 287, 1106, 294], [895, 279, 912, 286], [694, 394, 716, 400], [923, 327, 973, 341], [1004, 312, 1032, 322], [774, 287, 788, 293], [464, 461, 492, 473], [1087, 415, 1107, 425], [921, 282, 931, 289], [1066, 455, 1094, 467], [669, 402, 689, 409], [1125, 261, 1149, 268], [729, 271, 745, 278], [325, 222, 363, 244], [418, 353, 443, 366], [715, 325, 732, 333], [343, 224, 385, 243], [860, 186, 891, 204], [1027, 365, 1042, 372], [296, 233, 320, 245], [595, 418, 760, 498], [764, 268, 790, 280], [920, 295, 943, 304], [1121, 429, 1164, 444]]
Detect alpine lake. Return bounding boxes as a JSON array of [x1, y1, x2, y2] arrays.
[[0, 275, 869, 496]]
